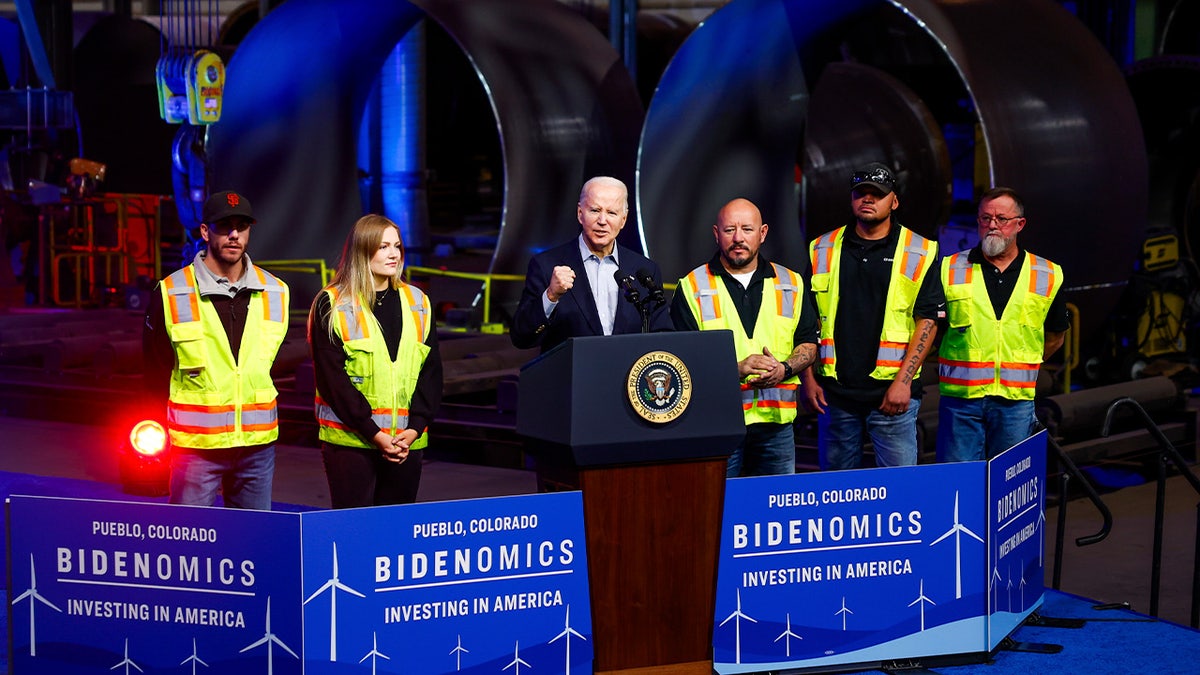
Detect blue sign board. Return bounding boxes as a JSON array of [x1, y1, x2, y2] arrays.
[[8, 491, 591, 675], [713, 463, 988, 673], [986, 430, 1047, 648], [300, 492, 592, 674], [7, 496, 303, 674]]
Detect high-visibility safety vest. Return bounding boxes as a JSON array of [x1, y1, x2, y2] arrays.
[[315, 284, 432, 450], [161, 264, 289, 449], [679, 262, 803, 425], [809, 225, 937, 380], [939, 250, 1062, 400]]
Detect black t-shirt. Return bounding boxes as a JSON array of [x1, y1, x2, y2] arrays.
[[813, 225, 945, 405], [965, 246, 1070, 332], [669, 252, 819, 348]]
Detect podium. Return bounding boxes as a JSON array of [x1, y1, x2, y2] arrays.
[[518, 332, 745, 674]]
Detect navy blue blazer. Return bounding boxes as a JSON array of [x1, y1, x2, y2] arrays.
[[510, 239, 673, 353]]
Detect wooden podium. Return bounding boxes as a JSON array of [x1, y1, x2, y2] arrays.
[[518, 332, 744, 673]]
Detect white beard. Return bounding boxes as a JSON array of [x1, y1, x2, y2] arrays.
[[981, 233, 1012, 257]]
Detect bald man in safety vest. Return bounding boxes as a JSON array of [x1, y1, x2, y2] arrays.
[[672, 198, 818, 477], [937, 186, 1068, 461]]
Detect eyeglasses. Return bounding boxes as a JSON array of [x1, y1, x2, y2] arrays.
[[977, 214, 1023, 226], [851, 168, 894, 187]]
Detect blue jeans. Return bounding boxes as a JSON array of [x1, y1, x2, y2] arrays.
[[169, 445, 276, 510], [937, 395, 1036, 462], [727, 422, 796, 477], [819, 399, 920, 470]]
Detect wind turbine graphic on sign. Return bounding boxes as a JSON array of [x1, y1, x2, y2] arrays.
[[449, 634, 469, 671], [908, 579, 936, 631], [503, 641, 531, 675], [110, 638, 141, 675], [774, 612, 803, 657], [358, 632, 390, 675], [304, 542, 366, 661], [719, 588, 757, 664], [12, 554, 61, 656], [929, 491, 984, 599], [240, 597, 299, 674], [180, 637, 209, 675], [548, 604, 586, 673]]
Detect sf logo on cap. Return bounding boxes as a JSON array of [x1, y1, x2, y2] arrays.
[[227, 193, 240, 207]]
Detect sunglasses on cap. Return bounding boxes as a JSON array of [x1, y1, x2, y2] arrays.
[[851, 168, 895, 187]]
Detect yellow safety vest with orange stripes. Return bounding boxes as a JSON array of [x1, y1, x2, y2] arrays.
[[939, 250, 1062, 400], [161, 264, 290, 449], [809, 225, 937, 381], [679, 262, 804, 425], [314, 284, 432, 449]]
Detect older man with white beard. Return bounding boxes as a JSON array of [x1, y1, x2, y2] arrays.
[[936, 187, 1069, 461]]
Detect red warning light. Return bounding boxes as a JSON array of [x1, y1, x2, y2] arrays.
[[129, 420, 167, 457]]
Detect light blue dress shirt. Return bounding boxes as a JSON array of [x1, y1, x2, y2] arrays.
[[542, 235, 621, 335]]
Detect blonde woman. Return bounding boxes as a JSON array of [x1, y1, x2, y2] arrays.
[[308, 215, 442, 507]]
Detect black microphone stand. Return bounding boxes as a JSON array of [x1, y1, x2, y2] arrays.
[[615, 270, 652, 333]]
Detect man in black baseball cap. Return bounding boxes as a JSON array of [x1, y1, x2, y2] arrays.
[[850, 162, 896, 195], [202, 190, 257, 225], [800, 160, 944, 472], [143, 188, 289, 510]]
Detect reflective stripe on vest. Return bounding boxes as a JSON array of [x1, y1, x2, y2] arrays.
[[819, 338, 835, 366], [403, 284, 430, 339], [1028, 254, 1056, 297], [947, 253, 973, 286], [811, 230, 838, 276], [315, 396, 412, 436], [899, 227, 933, 281], [877, 341, 908, 368], [252, 267, 287, 323], [168, 400, 279, 434], [999, 362, 1040, 388], [938, 358, 995, 387], [164, 266, 200, 324], [772, 263, 798, 319], [741, 383, 799, 410], [687, 266, 722, 322]]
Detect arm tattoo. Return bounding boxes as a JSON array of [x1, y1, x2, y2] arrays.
[[898, 319, 936, 385]]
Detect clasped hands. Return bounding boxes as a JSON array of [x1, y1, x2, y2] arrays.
[[373, 429, 420, 464], [739, 347, 789, 389]]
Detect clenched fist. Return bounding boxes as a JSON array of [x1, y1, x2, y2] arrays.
[[547, 265, 576, 302]]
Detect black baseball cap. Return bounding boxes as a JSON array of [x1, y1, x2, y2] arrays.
[[203, 191, 256, 224], [850, 163, 896, 194]]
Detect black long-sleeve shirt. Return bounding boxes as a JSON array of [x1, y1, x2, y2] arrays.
[[309, 288, 443, 442]]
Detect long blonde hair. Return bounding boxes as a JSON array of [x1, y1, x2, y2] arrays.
[[309, 214, 405, 342]]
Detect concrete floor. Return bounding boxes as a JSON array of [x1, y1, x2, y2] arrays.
[[2, 415, 1197, 630]]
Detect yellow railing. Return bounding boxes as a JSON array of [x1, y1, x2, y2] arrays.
[[405, 265, 525, 328], [257, 259, 334, 286], [1062, 301, 1080, 393]]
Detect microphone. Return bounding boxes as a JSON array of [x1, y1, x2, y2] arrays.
[[635, 268, 665, 304], [614, 269, 641, 304]]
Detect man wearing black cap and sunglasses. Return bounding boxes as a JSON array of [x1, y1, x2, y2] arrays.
[[143, 190, 290, 509], [800, 163, 944, 470]]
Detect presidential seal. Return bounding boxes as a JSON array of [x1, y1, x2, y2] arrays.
[[627, 351, 692, 423]]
